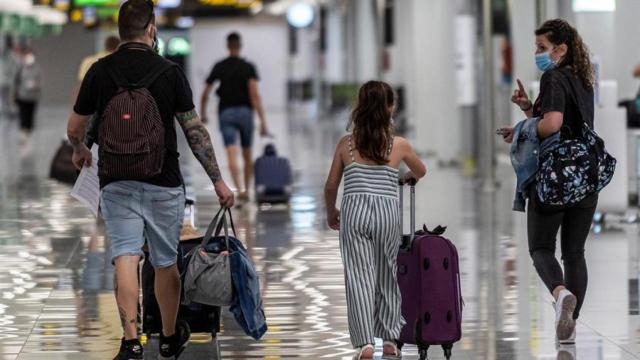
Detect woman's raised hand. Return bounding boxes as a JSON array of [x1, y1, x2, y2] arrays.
[[511, 79, 532, 111]]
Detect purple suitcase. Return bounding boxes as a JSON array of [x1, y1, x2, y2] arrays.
[[396, 180, 462, 360]]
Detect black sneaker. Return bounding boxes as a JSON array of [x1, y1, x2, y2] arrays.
[[113, 338, 143, 360], [159, 320, 191, 359]]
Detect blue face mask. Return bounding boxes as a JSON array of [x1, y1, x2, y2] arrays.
[[535, 51, 556, 72]]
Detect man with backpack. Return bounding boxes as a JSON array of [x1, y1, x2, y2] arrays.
[[66, 1, 234, 359]]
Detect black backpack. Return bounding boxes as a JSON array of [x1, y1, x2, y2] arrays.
[[97, 59, 174, 180]]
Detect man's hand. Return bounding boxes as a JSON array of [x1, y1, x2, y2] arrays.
[[67, 111, 91, 168], [214, 180, 234, 208], [259, 122, 269, 137], [72, 144, 92, 170]]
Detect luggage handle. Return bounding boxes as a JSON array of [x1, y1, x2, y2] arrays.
[[184, 198, 196, 229], [399, 177, 416, 247], [399, 178, 448, 250], [200, 207, 238, 251]]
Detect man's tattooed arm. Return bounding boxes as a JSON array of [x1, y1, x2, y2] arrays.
[[176, 109, 222, 183], [67, 112, 90, 150]]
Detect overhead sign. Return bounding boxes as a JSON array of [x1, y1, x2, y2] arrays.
[[573, 0, 615, 12], [196, 0, 259, 7], [181, 0, 262, 16], [73, 0, 120, 7], [158, 0, 181, 8], [167, 36, 191, 56]]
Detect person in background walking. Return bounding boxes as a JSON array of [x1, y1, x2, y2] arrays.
[[324, 81, 426, 359], [0, 36, 16, 119], [200, 32, 269, 202], [1, 38, 22, 119], [14, 47, 41, 143], [78, 35, 121, 83]]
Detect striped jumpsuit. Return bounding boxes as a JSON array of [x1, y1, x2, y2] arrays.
[[340, 136, 406, 347]]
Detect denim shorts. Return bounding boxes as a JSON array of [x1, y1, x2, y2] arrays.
[[100, 181, 184, 268], [219, 106, 254, 148]]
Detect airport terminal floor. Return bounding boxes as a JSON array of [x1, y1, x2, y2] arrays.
[[0, 105, 637, 360]]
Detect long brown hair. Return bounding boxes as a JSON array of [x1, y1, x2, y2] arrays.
[[348, 81, 395, 165], [535, 19, 593, 89]]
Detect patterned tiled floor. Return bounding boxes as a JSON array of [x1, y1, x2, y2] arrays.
[[0, 107, 639, 359]]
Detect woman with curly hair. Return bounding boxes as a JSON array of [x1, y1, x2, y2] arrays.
[[501, 19, 597, 344]]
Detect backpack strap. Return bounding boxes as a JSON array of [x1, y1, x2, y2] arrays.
[[99, 58, 130, 89], [137, 61, 175, 89], [99, 58, 175, 89]]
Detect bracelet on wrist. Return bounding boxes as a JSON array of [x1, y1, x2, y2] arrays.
[[521, 102, 533, 112]]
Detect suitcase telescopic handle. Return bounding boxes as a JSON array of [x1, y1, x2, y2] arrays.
[[398, 178, 418, 186], [399, 178, 416, 246]]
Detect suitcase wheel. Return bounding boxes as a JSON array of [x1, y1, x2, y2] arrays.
[[418, 347, 428, 360], [442, 344, 453, 360]]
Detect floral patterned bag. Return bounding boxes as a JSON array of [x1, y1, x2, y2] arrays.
[[535, 123, 616, 206]]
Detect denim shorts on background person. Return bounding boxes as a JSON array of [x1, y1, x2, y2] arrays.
[[100, 181, 185, 268], [219, 106, 254, 148]]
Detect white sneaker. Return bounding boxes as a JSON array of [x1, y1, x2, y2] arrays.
[[557, 328, 576, 345], [555, 290, 577, 343], [556, 343, 576, 360]]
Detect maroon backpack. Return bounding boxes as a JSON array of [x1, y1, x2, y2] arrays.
[[97, 60, 174, 180]]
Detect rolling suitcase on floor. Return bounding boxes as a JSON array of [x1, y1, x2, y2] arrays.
[[141, 199, 222, 338], [396, 180, 463, 360], [254, 143, 292, 204], [49, 139, 78, 185]]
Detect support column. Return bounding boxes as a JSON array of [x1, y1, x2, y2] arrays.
[[478, 0, 495, 188], [509, 0, 537, 124], [403, 0, 458, 160], [324, 5, 346, 84], [353, 0, 378, 82]]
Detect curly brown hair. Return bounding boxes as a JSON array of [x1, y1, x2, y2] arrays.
[[535, 19, 593, 89], [348, 81, 395, 165]]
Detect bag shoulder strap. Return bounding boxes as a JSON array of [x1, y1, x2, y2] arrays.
[[556, 68, 592, 132]]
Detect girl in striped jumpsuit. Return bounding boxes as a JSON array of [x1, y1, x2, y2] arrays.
[[324, 81, 427, 359]]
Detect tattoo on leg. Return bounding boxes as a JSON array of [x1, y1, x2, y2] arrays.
[[113, 272, 118, 297], [118, 305, 137, 327], [118, 305, 127, 328]]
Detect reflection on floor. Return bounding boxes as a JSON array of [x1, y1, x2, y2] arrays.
[[0, 106, 639, 359]]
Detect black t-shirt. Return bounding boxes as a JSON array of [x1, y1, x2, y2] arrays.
[[74, 43, 195, 188], [205, 57, 258, 113], [533, 66, 594, 140]]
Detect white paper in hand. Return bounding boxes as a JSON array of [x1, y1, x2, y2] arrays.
[[71, 145, 100, 217]]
